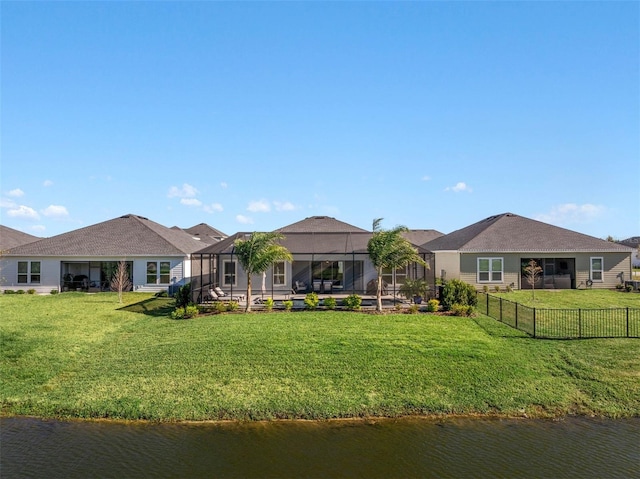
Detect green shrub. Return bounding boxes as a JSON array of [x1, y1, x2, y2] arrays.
[[304, 292, 320, 310], [50, 289, 59, 295], [441, 279, 477, 311], [426, 299, 439, 312], [323, 296, 337, 310], [451, 303, 475, 317], [184, 305, 199, 318], [214, 302, 228, 313], [226, 301, 239, 312], [16, 290, 25, 294], [482, 285, 489, 293], [170, 308, 185, 320], [342, 294, 362, 311], [408, 304, 419, 314], [4, 290, 15, 294], [155, 290, 169, 297], [493, 285, 501, 293], [264, 297, 274, 311], [505, 284, 513, 293], [173, 283, 191, 310], [27, 289, 36, 295], [282, 300, 293, 311]]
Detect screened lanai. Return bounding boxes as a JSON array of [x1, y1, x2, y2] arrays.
[[189, 231, 435, 304]]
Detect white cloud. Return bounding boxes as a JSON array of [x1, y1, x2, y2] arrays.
[[247, 199, 271, 213], [180, 198, 202, 207], [535, 203, 606, 226], [43, 180, 54, 187], [422, 176, 431, 181], [7, 205, 40, 220], [445, 182, 472, 193], [220, 182, 228, 189], [203, 203, 223, 213], [41, 205, 69, 218], [236, 214, 254, 224], [1, 198, 17, 208], [7, 188, 25, 197], [274, 201, 296, 212], [168, 183, 199, 198]]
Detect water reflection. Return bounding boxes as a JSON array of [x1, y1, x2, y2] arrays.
[[2, 416, 638, 478]]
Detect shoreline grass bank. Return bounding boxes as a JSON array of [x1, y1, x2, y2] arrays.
[[2, 293, 639, 422]]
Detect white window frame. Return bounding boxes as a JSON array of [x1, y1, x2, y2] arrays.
[[590, 257, 604, 282], [146, 261, 171, 285], [477, 257, 503, 283], [223, 260, 237, 286], [272, 261, 286, 286]]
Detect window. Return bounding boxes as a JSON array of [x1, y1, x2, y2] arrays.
[[382, 265, 407, 286], [146, 262, 158, 284], [273, 261, 285, 286], [159, 262, 171, 284], [223, 261, 236, 286], [478, 257, 503, 283], [590, 257, 603, 282], [146, 261, 172, 284], [17, 261, 40, 284]]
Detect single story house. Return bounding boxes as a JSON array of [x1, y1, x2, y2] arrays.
[[0, 214, 210, 294], [422, 213, 633, 290], [190, 216, 440, 303]]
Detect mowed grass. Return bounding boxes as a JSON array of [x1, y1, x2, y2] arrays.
[[1, 292, 639, 422], [491, 289, 640, 309]]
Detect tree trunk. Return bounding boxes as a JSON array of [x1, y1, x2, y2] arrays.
[[245, 276, 252, 312], [376, 268, 383, 312]]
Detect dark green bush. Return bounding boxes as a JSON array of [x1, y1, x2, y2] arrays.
[[50, 289, 59, 295], [173, 283, 191, 309], [155, 290, 169, 297], [27, 289, 36, 295], [441, 279, 477, 311], [16, 290, 25, 294], [451, 304, 476, 317], [4, 290, 15, 294]]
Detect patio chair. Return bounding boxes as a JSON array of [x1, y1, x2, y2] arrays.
[[292, 281, 307, 293], [214, 286, 245, 302]]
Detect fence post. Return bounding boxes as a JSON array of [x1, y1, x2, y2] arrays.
[[515, 302, 518, 330], [500, 297, 503, 322], [486, 293, 489, 315]]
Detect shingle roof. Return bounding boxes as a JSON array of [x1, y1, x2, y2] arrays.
[[403, 229, 443, 248], [183, 223, 227, 242], [0, 226, 42, 251], [195, 231, 431, 255], [5, 214, 206, 256], [423, 213, 633, 253], [277, 216, 369, 233]]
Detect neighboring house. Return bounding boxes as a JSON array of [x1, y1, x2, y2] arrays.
[[618, 237, 640, 268], [423, 213, 633, 290], [173, 223, 227, 244], [190, 216, 439, 302], [0, 214, 209, 294], [0, 225, 41, 251]]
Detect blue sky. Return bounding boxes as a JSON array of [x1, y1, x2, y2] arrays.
[[2, 1, 638, 240]]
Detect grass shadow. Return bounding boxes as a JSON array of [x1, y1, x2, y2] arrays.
[[119, 297, 175, 317], [473, 315, 532, 340]]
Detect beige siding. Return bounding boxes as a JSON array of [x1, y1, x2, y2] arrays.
[[433, 252, 460, 281], [575, 252, 630, 289]]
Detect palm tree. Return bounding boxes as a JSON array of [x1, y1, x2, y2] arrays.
[[367, 218, 427, 312], [234, 232, 293, 312]]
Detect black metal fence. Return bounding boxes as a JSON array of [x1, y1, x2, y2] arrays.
[[478, 293, 640, 339]]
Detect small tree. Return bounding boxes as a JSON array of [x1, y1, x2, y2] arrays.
[[234, 232, 293, 312], [110, 259, 131, 303], [367, 218, 427, 312], [523, 259, 543, 300]]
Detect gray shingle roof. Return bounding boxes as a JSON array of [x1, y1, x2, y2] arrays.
[[0, 226, 42, 251], [277, 216, 369, 233], [182, 223, 227, 243], [403, 230, 443, 247], [5, 214, 206, 256], [423, 213, 633, 253]]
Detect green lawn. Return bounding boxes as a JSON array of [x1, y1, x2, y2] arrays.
[[1, 292, 639, 422], [491, 289, 640, 309]]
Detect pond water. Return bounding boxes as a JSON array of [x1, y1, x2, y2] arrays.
[[2, 416, 638, 478]]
